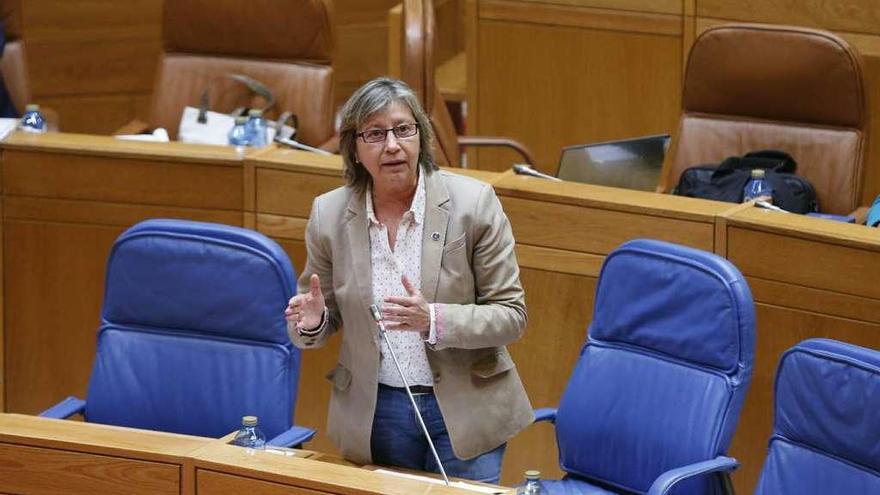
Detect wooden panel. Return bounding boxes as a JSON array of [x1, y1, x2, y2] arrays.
[[256, 170, 344, 218], [502, 196, 714, 253], [727, 227, 880, 299], [3, 150, 243, 210], [40, 93, 146, 135], [502, 0, 681, 16], [501, 268, 594, 485], [5, 197, 243, 228], [696, 0, 880, 35], [726, 303, 880, 495], [0, 442, 180, 495], [4, 222, 120, 414], [480, 1, 682, 35], [198, 470, 329, 495], [515, 244, 604, 276], [21, 0, 162, 41], [27, 39, 160, 96], [473, 2, 682, 172]]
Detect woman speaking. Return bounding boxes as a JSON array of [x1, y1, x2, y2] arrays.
[[285, 77, 532, 483]]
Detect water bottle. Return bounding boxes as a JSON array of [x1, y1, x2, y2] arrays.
[[516, 470, 548, 495], [228, 115, 250, 150], [743, 169, 773, 203], [245, 109, 269, 147], [231, 415, 266, 454], [20, 104, 47, 133]]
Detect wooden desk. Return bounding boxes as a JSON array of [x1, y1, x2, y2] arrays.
[[0, 413, 209, 495], [0, 413, 511, 494], [717, 207, 880, 490], [3, 134, 880, 492]]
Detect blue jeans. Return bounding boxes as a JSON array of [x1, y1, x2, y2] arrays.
[[370, 384, 506, 484]]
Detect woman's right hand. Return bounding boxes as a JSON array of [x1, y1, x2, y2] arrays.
[[285, 274, 325, 330]]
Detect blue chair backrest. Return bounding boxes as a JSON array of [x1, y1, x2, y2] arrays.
[[554, 239, 755, 494], [756, 338, 880, 494], [84, 219, 301, 439]]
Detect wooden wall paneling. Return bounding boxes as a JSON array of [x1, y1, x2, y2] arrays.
[[470, 1, 683, 172], [726, 304, 880, 495], [500, 268, 595, 486], [696, 0, 880, 34], [333, 0, 402, 106]]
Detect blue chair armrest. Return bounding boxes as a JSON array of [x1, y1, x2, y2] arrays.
[[534, 407, 558, 424], [647, 455, 739, 495], [39, 396, 86, 419], [267, 425, 317, 448]]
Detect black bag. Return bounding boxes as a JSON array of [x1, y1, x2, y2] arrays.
[[674, 150, 818, 214]]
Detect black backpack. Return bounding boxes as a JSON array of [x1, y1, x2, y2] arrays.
[[673, 150, 818, 214]]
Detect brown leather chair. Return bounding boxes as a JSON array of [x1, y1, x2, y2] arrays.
[[400, 0, 534, 168], [659, 24, 868, 216], [123, 0, 335, 147]]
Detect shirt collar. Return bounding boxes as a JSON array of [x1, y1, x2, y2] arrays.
[[365, 167, 426, 226]]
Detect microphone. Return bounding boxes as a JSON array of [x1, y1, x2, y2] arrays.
[[274, 135, 334, 155], [369, 304, 449, 486], [512, 163, 562, 181]]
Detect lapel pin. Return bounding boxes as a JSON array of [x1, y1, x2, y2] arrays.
[[431, 232, 441, 241]]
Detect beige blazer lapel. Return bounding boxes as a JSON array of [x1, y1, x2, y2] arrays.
[[421, 170, 451, 303], [343, 188, 376, 319]]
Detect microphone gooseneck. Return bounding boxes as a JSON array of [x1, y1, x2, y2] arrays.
[[368, 304, 449, 486]]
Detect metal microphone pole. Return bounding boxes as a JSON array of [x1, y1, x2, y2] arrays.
[[369, 304, 450, 486]]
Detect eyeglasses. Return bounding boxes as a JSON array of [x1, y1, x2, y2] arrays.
[[357, 123, 419, 143]]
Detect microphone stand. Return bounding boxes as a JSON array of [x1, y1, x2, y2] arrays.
[[369, 304, 450, 486]]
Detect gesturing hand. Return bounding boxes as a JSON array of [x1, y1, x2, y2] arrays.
[[382, 275, 429, 332], [285, 274, 325, 330]]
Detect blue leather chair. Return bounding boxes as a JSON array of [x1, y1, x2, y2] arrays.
[[40, 219, 315, 447], [533, 239, 755, 495], [754, 338, 880, 494]]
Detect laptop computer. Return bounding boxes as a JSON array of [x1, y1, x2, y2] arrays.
[[555, 134, 671, 191]]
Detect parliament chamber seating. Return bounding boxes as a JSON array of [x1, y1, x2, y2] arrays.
[[398, 0, 534, 168], [659, 24, 868, 216], [40, 219, 315, 447], [532, 239, 755, 495], [0, 8, 58, 127], [754, 339, 880, 494], [119, 0, 336, 148]]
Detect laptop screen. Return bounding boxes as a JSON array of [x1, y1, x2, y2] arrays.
[[556, 134, 670, 191]]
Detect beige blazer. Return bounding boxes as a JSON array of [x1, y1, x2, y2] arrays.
[[289, 167, 534, 463]]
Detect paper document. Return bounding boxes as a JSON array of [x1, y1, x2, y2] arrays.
[[373, 469, 511, 494]]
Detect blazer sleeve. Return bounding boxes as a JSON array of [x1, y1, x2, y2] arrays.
[[430, 184, 527, 350], [287, 196, 343, 349]]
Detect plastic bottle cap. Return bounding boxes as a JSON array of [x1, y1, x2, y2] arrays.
[[524, 470, 541, 479], [25, 103, 39, 112], [751, 169, 765, 178], [242, 415, 258, 426], [248, 109, 263, 117]]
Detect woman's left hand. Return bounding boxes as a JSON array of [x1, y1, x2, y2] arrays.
[[382, 275, 430, 332]]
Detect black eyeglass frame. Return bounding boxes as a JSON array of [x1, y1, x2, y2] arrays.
[[357, 122, 420, 144]]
